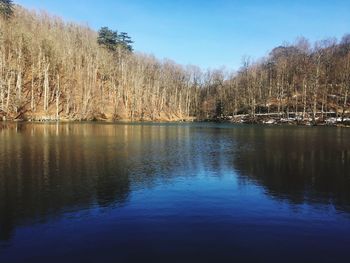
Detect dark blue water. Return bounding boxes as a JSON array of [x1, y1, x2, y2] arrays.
[[0, 123, 349, 263]]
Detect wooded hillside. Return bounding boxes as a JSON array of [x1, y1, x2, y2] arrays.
[[0, 4, 349, 123]]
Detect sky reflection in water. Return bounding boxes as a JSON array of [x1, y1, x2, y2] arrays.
[[0, 123, 349, 263]]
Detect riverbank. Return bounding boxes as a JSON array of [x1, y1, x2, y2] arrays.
[[1, 115, 350, 128], [224, 113, 350, 127]]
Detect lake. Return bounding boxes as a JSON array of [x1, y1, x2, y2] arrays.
[[0, 123, 349, 263]]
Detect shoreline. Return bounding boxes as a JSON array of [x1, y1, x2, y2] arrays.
[[1, 116, 349, 128]]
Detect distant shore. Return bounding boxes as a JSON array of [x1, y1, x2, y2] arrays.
[[1, 114, 350, 128], [224, 113, 350, 127]]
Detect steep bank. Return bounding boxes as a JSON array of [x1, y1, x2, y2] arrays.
[[0, 6, 199, 122], [0, 4, 349, 122]]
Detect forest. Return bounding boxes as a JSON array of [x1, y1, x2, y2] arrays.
[[0, 2, 349, 124]]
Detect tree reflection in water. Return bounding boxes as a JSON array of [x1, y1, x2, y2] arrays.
[[0, 123, 349, 242], [232, 126, 350, 211]]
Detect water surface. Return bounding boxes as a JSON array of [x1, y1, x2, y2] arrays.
[[0, 123, 349, 262]]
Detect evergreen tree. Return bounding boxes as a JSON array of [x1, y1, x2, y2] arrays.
[[0, 0, 14, 19], [97, 27, 119, 51], [119, 32, 134, 52], [97, 27, 134, 52]]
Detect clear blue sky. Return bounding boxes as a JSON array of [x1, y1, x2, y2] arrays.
[[16, 0, 350, 70]]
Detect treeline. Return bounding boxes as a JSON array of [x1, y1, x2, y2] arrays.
[[210, 37, 350, 122], [0, 5, 199, 121], [0, 3, 349, 122]]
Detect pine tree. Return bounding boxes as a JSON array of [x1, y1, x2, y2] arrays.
[[119, 32, 134, 52], [97, 27, 119, 51], [0, 0, 14, 19], [97, 27, 134, 52]]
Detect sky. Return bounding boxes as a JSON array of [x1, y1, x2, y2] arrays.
[[15, 0, 350, 70]]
